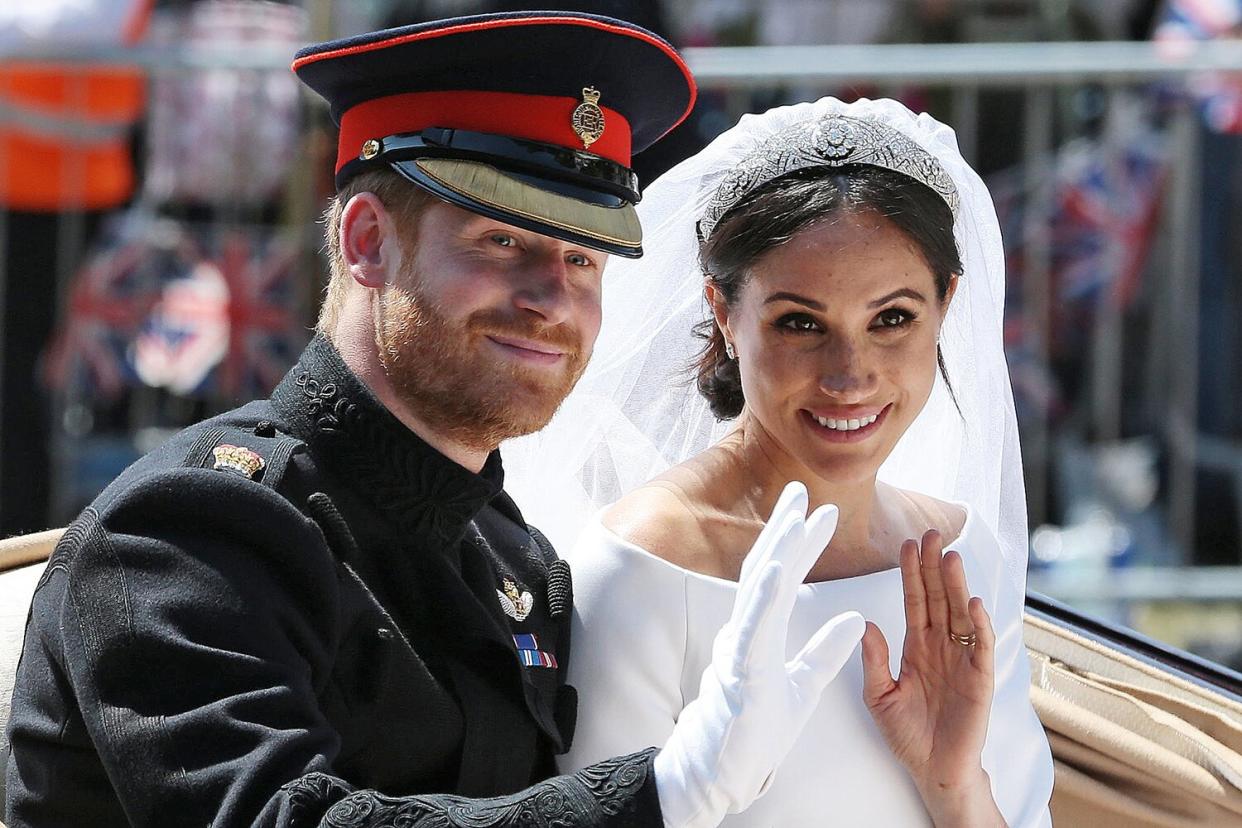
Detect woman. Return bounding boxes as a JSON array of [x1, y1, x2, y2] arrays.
[[505, 97, 1054, 826]]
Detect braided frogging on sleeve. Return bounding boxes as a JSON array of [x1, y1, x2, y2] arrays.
[[320, 749, 659, 827]]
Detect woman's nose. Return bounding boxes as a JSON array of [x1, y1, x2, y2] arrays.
[[818, 339, 878, 401]]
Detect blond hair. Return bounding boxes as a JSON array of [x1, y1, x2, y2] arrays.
[[317, 169, 437, 334]]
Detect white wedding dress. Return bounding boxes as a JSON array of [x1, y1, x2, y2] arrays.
[[559, 501, 1054, 827], [504, 96, 1057, 826]]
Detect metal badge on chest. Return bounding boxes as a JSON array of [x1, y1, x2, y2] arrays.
[[497, 577, 534, 622], [496, 574, 561, 669]]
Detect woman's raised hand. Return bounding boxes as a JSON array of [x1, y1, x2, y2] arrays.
[[654, 482, 866, 828], [860, 530, 1007, 827]]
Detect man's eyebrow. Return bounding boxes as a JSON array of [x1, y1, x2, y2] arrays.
[[763, 291, 825, 310], [868, 288, 927, 308]]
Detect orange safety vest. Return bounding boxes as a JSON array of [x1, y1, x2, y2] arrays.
[[0, 0, 152, 212]]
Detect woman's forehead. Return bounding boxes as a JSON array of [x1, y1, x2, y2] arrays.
[[747, 213, 936, 297]]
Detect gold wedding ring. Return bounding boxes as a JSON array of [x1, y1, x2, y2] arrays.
[[948, 630, 978, 647]]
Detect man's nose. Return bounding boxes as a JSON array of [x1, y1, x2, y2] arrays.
[[511, 254, 574, 326], [818, 337, 879, 402]]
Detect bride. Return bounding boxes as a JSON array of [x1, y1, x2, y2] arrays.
[[506, 97, 1054, 826]]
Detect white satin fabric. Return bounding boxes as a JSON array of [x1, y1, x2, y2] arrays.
[[560, 503, 1054, 827]]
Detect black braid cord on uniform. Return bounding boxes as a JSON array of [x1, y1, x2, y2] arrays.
[[305, 492, 363, 564], [545, 560, 572, 621], [528, 525, 572, 621], [278, 747, 660, 827]]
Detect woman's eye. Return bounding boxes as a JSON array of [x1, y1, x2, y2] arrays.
[[778, 314, 820, 333], [874, 308, 914, 329]]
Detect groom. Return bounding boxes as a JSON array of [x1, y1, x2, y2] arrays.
[[5, 12, 862, 828]]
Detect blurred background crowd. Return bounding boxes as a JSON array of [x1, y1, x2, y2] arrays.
[[3, 0, 1242, 667]]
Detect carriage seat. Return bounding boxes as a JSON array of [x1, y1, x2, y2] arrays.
[[0, 528, 62, 819]]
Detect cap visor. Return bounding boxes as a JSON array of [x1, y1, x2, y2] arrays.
[[400, 157, 642, 257]]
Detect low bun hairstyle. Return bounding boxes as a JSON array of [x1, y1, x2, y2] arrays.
[[693, 164, 962, 420]]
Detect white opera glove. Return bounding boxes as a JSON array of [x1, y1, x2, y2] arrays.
[[653, 481, 867, 828]]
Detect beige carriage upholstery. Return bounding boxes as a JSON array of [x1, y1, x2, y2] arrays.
[[0, 529, 61, 823], [1, 529, 1241, 826], [1026, 612, 1242, 827]]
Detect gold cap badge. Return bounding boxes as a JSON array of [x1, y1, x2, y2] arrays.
[[360, 138, 382, 160], [212, 444, 266, 479], [571, 87, 605, 149]]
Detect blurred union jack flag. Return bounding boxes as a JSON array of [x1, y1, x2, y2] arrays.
[[45, 216, 310, 402], [993, 124, 1169, 325], [990, 111, 1170, 420], [1155, 0, 1242, 132], [212, 230, 306, 400], [44, 216, 170, 398]]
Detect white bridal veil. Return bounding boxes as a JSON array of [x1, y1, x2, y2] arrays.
[[504, 96, 1030, 594]]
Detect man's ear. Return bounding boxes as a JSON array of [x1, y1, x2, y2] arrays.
[[340, 192, 401, 288]]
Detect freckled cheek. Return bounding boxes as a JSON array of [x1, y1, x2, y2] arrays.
[[886, 343, 939, 410], [741, 342, 818, 408]]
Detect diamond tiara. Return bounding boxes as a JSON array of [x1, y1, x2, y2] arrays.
[[698, 114, 960, 243]]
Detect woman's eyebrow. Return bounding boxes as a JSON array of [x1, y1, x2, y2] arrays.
[[763, 291, 825, 310], [868, 288, 927, 308]]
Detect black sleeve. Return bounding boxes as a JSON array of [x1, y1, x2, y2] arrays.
[[6, 468, 664, 828], [267, 749, 661, 827]]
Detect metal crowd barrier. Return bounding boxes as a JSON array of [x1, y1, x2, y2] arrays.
[[3, 40, 1242, 607]]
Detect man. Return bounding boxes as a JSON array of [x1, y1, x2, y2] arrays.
[[4, 12, 863, 827]]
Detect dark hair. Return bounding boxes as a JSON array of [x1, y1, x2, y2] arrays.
[[694, 164, 962, 420]]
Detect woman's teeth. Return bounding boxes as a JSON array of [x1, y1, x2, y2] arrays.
[[814, 413, 878, 431]]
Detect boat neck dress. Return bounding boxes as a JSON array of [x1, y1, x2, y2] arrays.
[[559, 500, 1054, 827]]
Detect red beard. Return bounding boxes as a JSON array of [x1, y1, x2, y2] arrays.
[[375, 279, 589, 453]]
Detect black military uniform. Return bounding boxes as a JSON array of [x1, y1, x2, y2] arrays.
[[7, 336, 662, 826], [4, 11, 695, 827]]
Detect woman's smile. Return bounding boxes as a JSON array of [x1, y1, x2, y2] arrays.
[[717, 211, 949, 480], [802, 403, 891, 443]]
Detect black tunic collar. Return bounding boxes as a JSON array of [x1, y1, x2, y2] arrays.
[[271, 335, 504, 546]]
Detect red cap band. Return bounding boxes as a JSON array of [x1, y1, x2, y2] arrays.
[[337, 90, 633, 172]]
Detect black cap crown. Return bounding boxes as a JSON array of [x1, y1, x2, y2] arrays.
[[294, 11, 696, 257]]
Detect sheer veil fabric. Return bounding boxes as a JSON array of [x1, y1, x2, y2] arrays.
[[504, 96, 1030, 595]]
